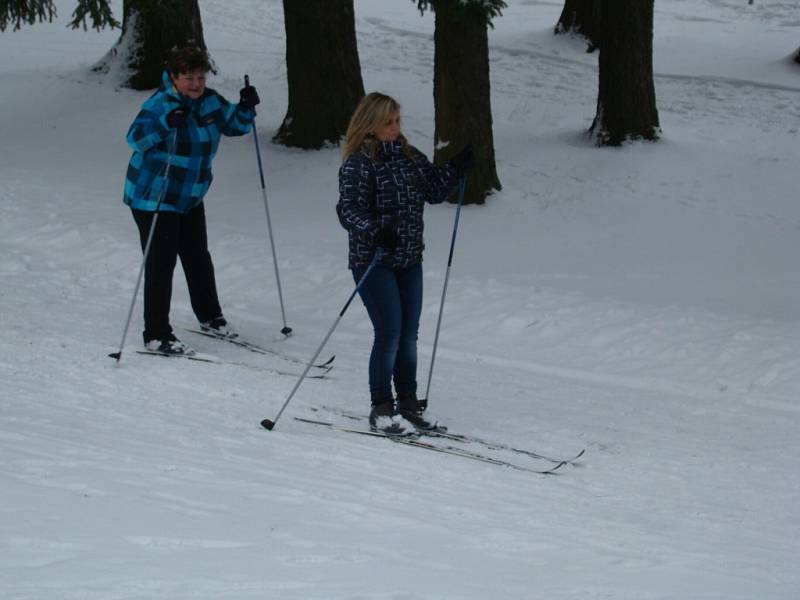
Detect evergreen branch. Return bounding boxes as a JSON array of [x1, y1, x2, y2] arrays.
[[68, 0, 119, 31], [0, 0, 57, 32], [414, 0, 506, 24]]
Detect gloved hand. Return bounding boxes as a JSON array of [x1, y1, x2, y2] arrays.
[[166, 107, 189, 128], [450, 143, 475, 174], [374, 227, 398, 250], [239, 84, 260, 109]]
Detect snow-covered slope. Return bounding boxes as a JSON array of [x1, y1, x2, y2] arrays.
[[1, 1, 798, 598]]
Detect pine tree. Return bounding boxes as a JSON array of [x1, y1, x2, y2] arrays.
[[416, 0, 504, 205], [590, 0, 660, 146], [274, 0, 364, 149]]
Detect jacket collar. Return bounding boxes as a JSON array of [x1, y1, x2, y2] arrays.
[[378, 140, 404, 157]]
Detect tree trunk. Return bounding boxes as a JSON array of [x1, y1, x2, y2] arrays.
[[554, 0, 601, 52], [274, 0, 364, 149], [95, 0, 206, 90], [432, 1, 501, 205], [795, 46, 800, 64], [590, 0, 660, 146]]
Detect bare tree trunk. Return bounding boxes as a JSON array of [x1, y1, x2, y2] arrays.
[[274, 0, 364, 149], [94, 0, 206, 90], [554, 0, 601, 52], [432, 1, 501, 205], [590, 0, 660, 146]]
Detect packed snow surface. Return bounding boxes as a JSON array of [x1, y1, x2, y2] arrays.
[[1, 0, 798, 598]]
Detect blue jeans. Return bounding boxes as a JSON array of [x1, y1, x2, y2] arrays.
[[352, 263, 423, 401]]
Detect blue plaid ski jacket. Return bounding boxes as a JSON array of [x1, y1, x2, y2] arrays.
[[123, 70, 255, 214], [337, 140, 460, 269]]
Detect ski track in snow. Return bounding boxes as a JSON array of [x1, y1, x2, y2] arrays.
[[1, 0, 799, 598]]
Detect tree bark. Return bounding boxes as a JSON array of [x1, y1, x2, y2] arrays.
[[95, 0, 206, 90], [590, 0, 660, 146], [432, 1, 501, 205], [274, 0, 364, 149], [554, 0, 601, 52]]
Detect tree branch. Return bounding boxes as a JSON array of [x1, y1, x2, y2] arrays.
[[0, 0, 57, 32], [68, 0, 119, 31]]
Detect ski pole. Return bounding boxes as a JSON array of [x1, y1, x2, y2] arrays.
[[261, 250, 384, 431], [246, 74, 292, 336], [422, 176, 467, 409], [109, 129, 178, 363]]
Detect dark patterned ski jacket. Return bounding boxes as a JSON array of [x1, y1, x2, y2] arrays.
[[337, 140, 460, 269], [123, 70, 255, 214]]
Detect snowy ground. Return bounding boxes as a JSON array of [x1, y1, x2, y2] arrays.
[[1, 0, 798, 598]]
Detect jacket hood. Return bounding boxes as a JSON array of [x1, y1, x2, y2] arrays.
[[160, 70, 177, 95]]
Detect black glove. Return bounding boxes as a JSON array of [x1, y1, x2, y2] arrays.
[[450, 143, 475, 174], [374, 227, 398, 250], [239, 84, 260, 109], [166, 107, 189, 128]]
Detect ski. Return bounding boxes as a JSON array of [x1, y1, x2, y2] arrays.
[[136, 349, 214, 362], [182, 327, 334, 371], [312, 406, 585, 465], [134, 349, 328, 379], [292, 417, 566, 475]]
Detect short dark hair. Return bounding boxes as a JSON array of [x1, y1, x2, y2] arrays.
[[167, 46, 211, 75]]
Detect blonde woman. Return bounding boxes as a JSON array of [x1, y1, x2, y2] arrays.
[[336, 92, 474, 435]]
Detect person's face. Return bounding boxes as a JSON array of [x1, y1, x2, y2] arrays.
[[373, 110, 401, 142], [171, 68, 207, 99]]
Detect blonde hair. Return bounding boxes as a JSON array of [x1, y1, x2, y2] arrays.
[[342, 92, 413, 161]]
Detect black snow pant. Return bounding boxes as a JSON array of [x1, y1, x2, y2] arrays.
[[131, 203, 222, 344]]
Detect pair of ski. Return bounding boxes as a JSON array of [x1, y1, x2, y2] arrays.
[[136, 328, 334, 379], [296, 407, 585, 476], [315, 406, 586, 464]]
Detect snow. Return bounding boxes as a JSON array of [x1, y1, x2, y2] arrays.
[[1, 0, 798, 598]]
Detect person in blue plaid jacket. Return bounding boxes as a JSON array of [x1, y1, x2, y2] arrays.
[[337, 92, 474, 436], [123, 46, 260, 355]]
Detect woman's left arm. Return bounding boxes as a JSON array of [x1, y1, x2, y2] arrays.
[[214, 93, 256, 137], [414, 150, 460, 205]]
